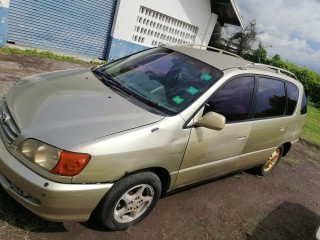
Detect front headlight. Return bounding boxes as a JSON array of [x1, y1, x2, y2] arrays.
[[18, 139, 91, 176], [18, 139, 61, 170]]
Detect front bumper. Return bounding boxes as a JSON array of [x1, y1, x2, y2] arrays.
[[0, 137, 113, 222]]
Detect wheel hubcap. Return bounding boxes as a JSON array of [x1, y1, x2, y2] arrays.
[[263, 148, 280, 172], [114, 184, 154, 223]]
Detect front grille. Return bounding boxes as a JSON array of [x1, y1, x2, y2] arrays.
[[0, 101, 20, 143]]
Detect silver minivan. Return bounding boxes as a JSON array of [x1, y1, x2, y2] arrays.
[[0, 46, 306, 230]]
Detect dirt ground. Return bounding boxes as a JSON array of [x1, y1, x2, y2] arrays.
[[0, 53, 320, 240]]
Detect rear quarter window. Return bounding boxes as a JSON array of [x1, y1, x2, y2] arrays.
[[300, 90, 307, 115], [286, 82, 299, 115]]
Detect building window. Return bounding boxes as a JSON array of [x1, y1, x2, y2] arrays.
[[132, 6, 199, 47]]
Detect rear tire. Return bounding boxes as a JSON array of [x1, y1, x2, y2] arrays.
[[256, 145, 284, 176], [97, 172, 161, 230]]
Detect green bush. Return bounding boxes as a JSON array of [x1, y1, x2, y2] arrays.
[[245, 50, 320, 108], [271, 62, 320, 108]]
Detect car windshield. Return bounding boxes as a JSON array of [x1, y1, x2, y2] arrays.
[[100, 47, 223, 115]]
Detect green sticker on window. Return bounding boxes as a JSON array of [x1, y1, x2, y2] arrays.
[[186, 87, 199, 95], [201, 73, 213, 81], [172, 96, 184, 104]]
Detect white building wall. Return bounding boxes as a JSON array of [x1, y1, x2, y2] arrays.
[[108, 0, 217, 60], [0, 0, 10, 8]]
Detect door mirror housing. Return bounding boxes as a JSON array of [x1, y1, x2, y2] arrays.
[[195, 112, 226, 130]]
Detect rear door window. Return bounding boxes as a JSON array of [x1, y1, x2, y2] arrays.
[[254, 78, 286, 118]]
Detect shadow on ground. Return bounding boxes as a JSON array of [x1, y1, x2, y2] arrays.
[[247, 201, 320, 240], [0, 187, 67, 233]]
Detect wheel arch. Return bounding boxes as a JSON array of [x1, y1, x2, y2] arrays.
[[150, 167, 171, 195], [282, 142, 291, 156], [122, 167, 171, 196]]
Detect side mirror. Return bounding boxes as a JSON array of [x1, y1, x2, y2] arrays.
[[194, 112, 226, 130]]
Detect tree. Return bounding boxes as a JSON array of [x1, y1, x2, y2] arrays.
[[252, 42, 267, 63], [209, 21, 320, 108], [226, 21, 260, 56], [272, 54, 281, 61], [208, 22, 224, 49]]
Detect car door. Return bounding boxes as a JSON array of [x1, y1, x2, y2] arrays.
[[238, 77, 289, 168], [174, 76, 255, 188]]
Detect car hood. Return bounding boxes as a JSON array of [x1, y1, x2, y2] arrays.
[[5, 68, 164, 149]]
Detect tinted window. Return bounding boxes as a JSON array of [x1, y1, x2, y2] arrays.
[[119, 53, 173, 77], [286, 82, 299, 115], [254, 78, 286, 118], [301, 90, 307, 114], [101, 48, 223, 115], [204, 76, 255, 122]]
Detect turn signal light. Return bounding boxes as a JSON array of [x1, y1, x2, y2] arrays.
[[50, 151, 91, 176]]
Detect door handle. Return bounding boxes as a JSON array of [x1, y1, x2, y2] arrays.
[[237, 136, 247, 140]]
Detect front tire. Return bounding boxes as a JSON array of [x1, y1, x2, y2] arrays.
[[97, 172, 161, 230]]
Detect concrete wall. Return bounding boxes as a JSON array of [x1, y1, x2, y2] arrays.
[[0, 0, 10, 46], [107, 0, 217, 61]]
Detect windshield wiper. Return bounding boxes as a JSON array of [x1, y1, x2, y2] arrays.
[[132, 94, 160, 108], [92, 67, 160, 109], [91, 67, 133, 95], [91, 67, 118, 84]]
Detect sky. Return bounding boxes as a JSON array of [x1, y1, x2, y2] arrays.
[[226, 0, 320, 73]]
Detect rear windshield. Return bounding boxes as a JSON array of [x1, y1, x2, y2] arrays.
[[100, 48, 223, 115]]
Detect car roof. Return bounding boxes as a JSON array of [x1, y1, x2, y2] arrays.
[[165, 46, 300, 84], [165, 46, 252, 70]]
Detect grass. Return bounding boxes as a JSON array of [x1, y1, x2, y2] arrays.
[[301, 105, 320, 148], [282, 156, 299, 167], [0, 46, 106, 65]]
